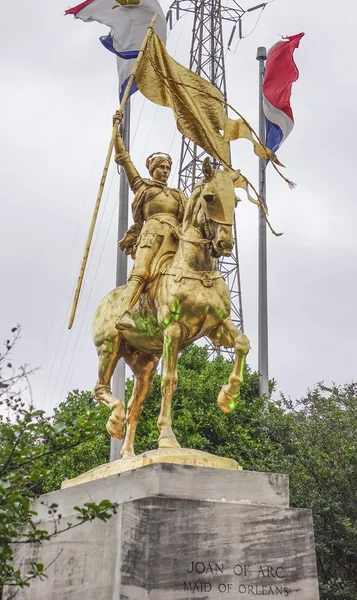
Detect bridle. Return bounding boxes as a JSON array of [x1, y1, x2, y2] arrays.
[[177, 172, 235, 250], [175, 225, 213, 245]]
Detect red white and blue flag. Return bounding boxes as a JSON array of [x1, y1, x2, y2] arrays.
[[65, 0, 166, 100], [263, 33, 304, 153]]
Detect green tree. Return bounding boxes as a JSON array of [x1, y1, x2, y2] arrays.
[[272, 384, 357, 600], [42, 390, 110, 493], [0, 329, 117, 597]]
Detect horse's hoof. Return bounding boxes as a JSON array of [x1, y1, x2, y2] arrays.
[[115, 312, 135, 330], [217, 385, 239, 414], [121, 448, 135, 459], [158, 434, 181, 449], [106, 401, 125, 440], [106, 418, 124, 440]]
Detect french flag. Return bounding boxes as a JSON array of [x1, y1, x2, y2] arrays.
[[65, 0, 166, 100], [263, 33, 304, 153]]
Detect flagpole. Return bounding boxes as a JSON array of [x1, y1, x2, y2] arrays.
[[68, 13, 157, 330], [110, 99, 130, 462], [256, 46, 269, 397]]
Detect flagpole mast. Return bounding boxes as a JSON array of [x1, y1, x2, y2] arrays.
[[257, 46, 269, 397], [68, 14, 157, 330], [110, 99, 130, 462]]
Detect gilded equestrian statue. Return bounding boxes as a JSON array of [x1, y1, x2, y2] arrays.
[[91, 114, 250, 458]]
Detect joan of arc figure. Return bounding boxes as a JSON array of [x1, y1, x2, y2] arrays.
[[113, 111, 186, 330]]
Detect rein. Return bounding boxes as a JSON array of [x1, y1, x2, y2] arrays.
[[175, 226, 212, 245]]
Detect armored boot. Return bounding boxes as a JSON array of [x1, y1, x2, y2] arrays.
[[116, 276, 145, 330]]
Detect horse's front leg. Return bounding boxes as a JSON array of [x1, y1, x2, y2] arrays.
[[210, 318, 250, 413], [158, 321, 182, 448], [92, 335, 126, 440], [121, 352, 159, 459]]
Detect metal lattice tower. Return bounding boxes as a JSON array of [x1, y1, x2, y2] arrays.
[[167, 0, 252, 356]]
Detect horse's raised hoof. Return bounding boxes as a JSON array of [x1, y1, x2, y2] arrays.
[[217, 385, 239, 414], [106, 400, 126, 440], [158, 431, 181, 449], [115, 311, 135, 331]]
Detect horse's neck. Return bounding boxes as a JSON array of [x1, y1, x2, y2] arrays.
[[172, 193, 216, 272]]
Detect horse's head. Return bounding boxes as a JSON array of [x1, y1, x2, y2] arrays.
[[199, 158, 240, 257]]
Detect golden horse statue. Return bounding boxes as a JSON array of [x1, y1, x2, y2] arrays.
[[92, 159, 250, 458]]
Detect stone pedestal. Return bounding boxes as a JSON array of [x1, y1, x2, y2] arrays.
[[6, 461, 319, 600]]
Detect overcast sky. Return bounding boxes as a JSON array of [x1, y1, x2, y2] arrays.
[[1, 0, 356, 414]]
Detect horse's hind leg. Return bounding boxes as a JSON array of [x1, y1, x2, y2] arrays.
[[158, 322, 182, 448], [92, 334, 126, 440], [121, 350, 159, 458], [209, 318, 250, 413]]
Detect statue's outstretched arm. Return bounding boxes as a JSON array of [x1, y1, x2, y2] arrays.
[[113, 111, 141, 192]]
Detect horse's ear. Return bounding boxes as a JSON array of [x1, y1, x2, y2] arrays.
[[231, 168, 241, 183], [202, 157, 213, 180]]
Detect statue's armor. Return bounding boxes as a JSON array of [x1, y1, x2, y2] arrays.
[[113, 142, 186, 327], [121, 174, 186, 284]]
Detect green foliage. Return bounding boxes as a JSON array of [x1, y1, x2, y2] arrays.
[[0, 329, 117, 595], [41, 390, 110, 492], [272, 384, 357, 600]]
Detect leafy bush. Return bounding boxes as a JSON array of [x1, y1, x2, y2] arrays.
[[0, 329, 117, 596]]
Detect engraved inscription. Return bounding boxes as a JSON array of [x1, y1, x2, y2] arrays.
[[183, 562, 289, 596]]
